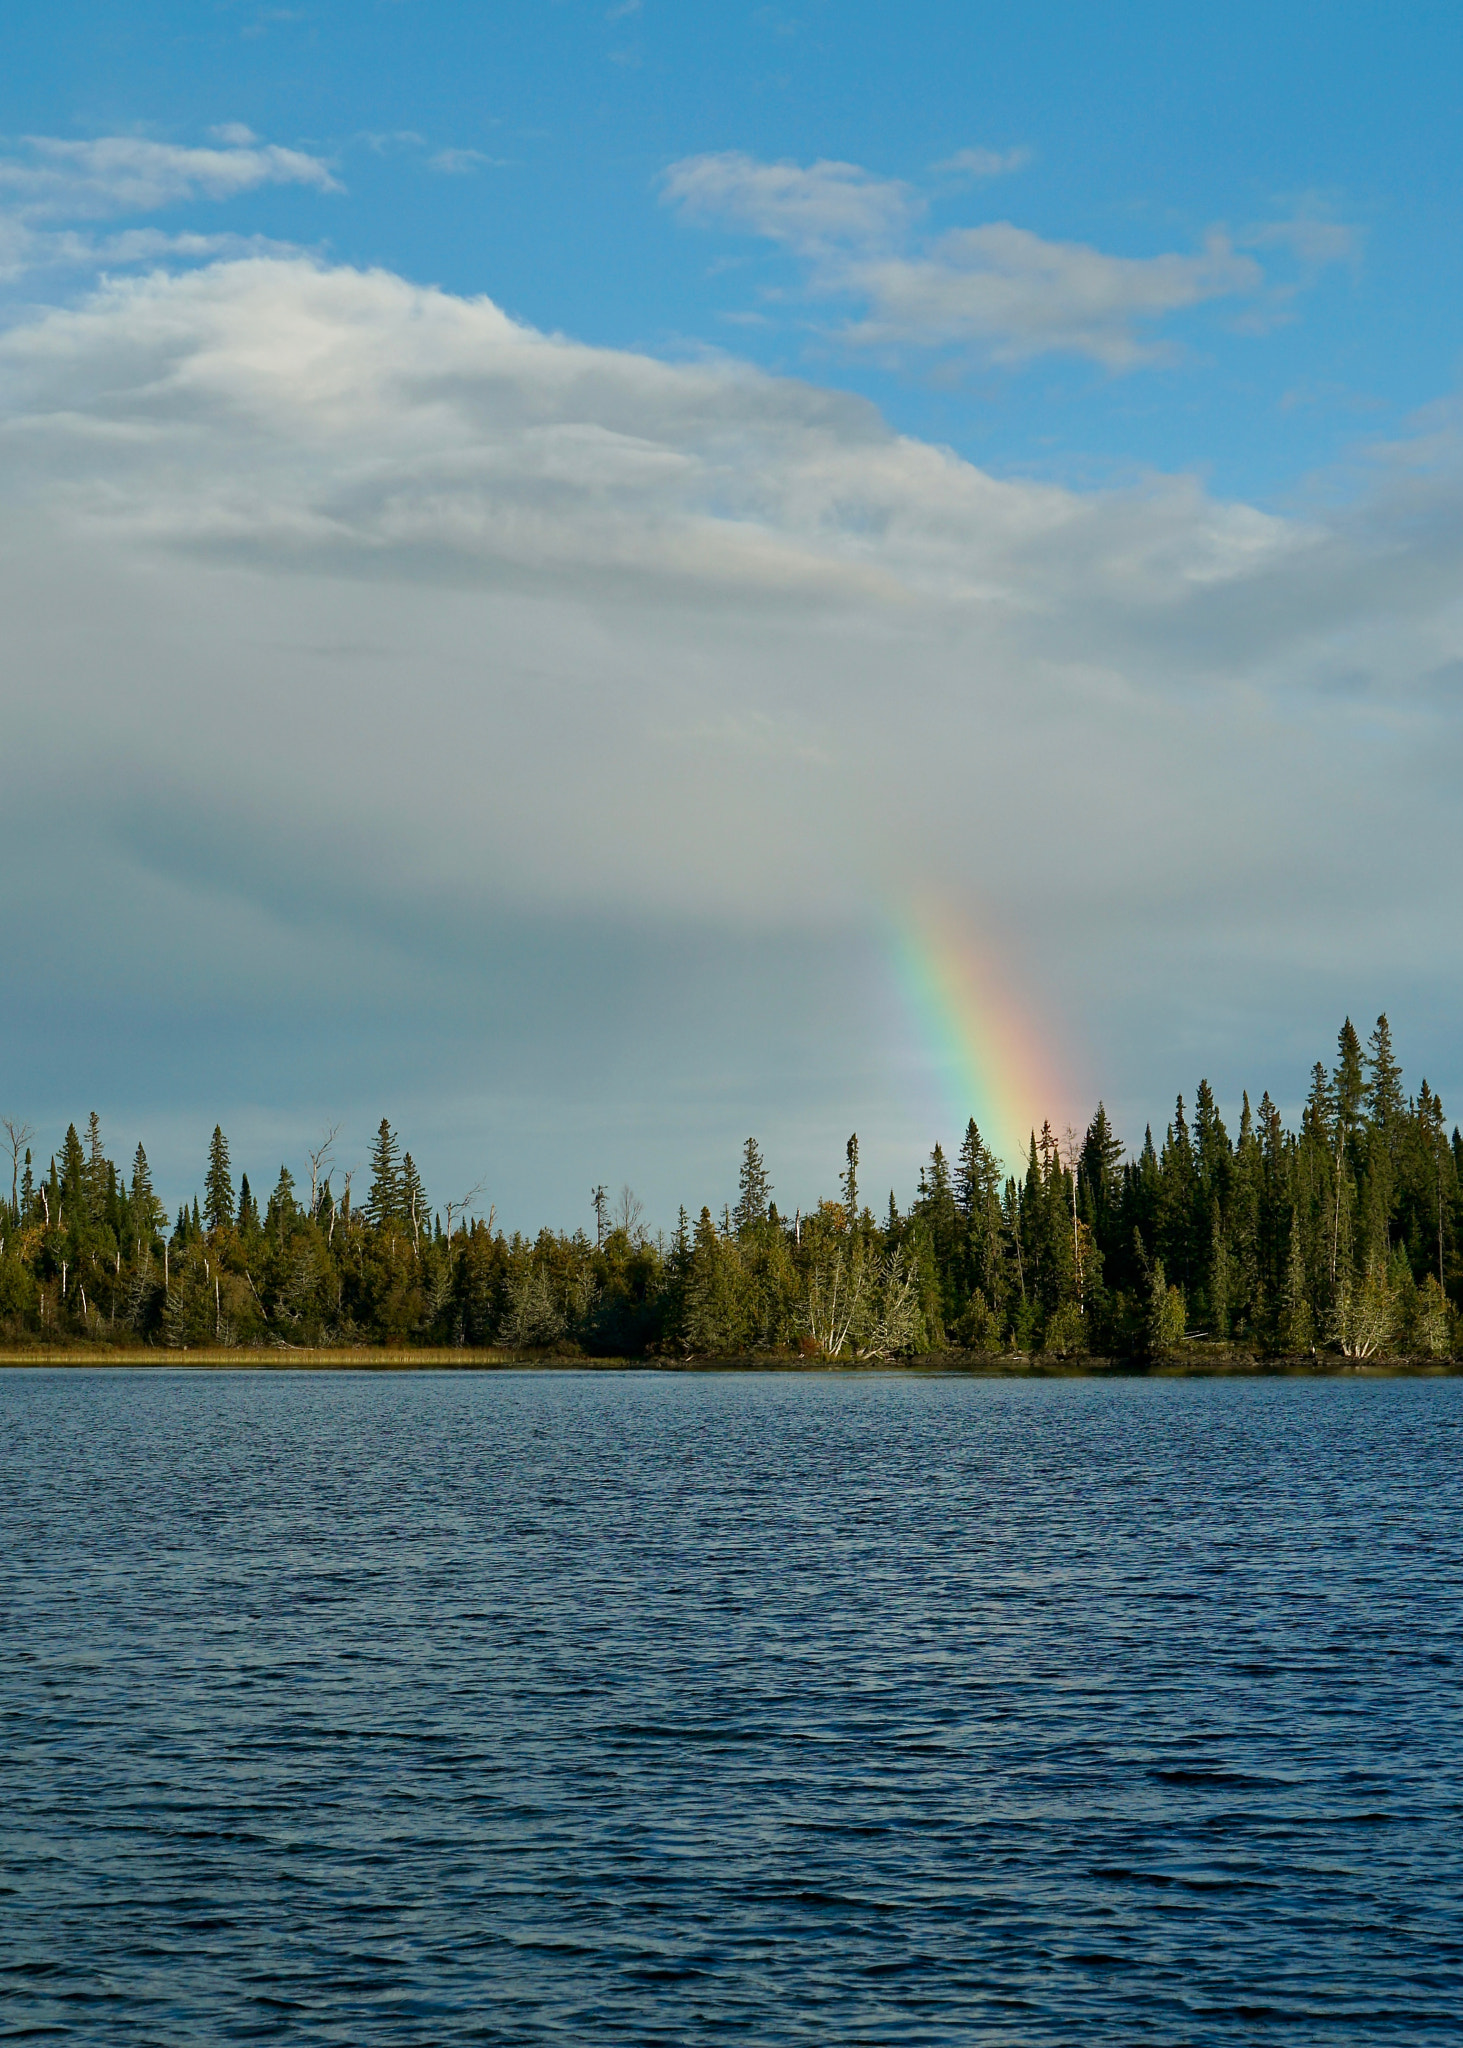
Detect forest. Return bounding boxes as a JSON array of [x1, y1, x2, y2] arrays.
[[0, 1015, 1457, 1361]]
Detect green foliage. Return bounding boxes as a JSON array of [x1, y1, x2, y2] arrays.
[[1043, 1299, 1088, 1357], [366, 1120, 402, 1227], [733, 1138, 772, 1237], [0, 1010, 1457, 1359], [1144, 1257, 1187, 1358], [204, 1126, 234, 1233], [0, 1252, 38, 1327]]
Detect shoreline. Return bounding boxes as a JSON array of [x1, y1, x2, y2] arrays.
[[0, 1347, 1457, 1377]]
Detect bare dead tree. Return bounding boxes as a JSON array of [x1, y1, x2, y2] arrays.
[[443, 1179, 488, 1245], [2, 1117, 34, 1217], [1062, 1125, 1085, 1309], [306, 1123, 340, 1222], [613, 1184, 646, 1241]]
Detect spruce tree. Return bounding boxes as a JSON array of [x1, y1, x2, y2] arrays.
[[1280, 1213, 1314, 1351], [401, 1153, 428, 1248], [367, 1119, 402, 1225], [268, 1166, 298, 1244], [1365, 1014, 1404, 1136], [60, 1125, 86, 1222], [1334, 1019, 1366, 1135], [84, 1111, 108, 1223], [204, 1126, 235, 1232], [840, 1134, 858, 1225], [734, 1138, 772, 1236], [1078, 1105, 1124, 1244]]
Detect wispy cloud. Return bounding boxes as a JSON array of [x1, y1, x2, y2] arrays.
[[428, 147, 504, 175], [844, 224, 1262, 367], [661, 152, 918, 252], [931, 146, 1032, 179], [0, 134, 340, 220], [1246, 213, 1363, 271], [663, 149, 1352, 369]]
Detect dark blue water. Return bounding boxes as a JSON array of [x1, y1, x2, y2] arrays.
[[2, 1370, 1461, 2043]]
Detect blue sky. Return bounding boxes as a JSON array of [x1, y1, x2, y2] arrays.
[[2, 1, 1461, 1225]]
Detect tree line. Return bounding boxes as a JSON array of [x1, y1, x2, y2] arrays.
[[0, 1014, 1458, 1359]]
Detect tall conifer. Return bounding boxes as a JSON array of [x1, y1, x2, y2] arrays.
[[204, 1126, 235, 1232], [367, 1119, 402, 1225]]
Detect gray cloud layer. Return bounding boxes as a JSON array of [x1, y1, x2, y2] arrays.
[[1, 254, 1459, 1211]]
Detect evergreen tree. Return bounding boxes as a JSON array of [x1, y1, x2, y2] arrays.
[[129, 1144, 164, 1252], [237, 1173, 260, 1237], [83, 1111, 109, 1224], [840, 1133, 858, 1225], [367, 1119, 402, 1225], [267, 1166, 298, 1241], [60, 1125, 86, 1229], [1279, 1211, 1314, 1351], [1079, 1104, 1124, 1233], [1334, 1018, 1366, 1138], [401, 1153, 428, 1248], [204, 1126, 234, 1232], [1365, 1014, 1404, 1137], [734, 1137, 772, 1236]]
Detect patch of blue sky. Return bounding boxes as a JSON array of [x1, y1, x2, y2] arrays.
[[4, 1, 1460, 501]]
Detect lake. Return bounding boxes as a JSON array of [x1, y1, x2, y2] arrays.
[[1, 1368, 1460, 2042]]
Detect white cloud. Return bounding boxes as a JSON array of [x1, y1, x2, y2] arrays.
[[661, 152, 918, 252], [844, 223, 1262, 365], [0, 134, 340, 221], [665, 149, 1357, 368], [0, 255, 1459, 1193]]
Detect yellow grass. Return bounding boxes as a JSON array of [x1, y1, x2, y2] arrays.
[[0, 1347, 517, 1368]]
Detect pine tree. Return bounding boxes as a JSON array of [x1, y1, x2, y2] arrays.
[[129, 1144, 163, 1251], [1334, 1019, 1366, 1135], [1416, 1082, 1450, 1291], [237, 1173, 260, 1237], [1193, 1081, 1230, 1199], [1365, 1014, 1404, 1135], [20, 1149, 33, 1220], [267, 1166, 298, 1244], [367, 1119, 402, 1225], [204, 1126, 234, 1233], [734, 1137, 772, 1236], [83, 1111, 108, 1223], [60, 1125, 86, 1225]]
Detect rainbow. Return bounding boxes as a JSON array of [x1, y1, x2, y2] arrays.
[[885, 899, 1071, 1170]]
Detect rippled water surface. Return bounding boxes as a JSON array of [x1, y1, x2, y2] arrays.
[[2, 1369, 1461, 2042]]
